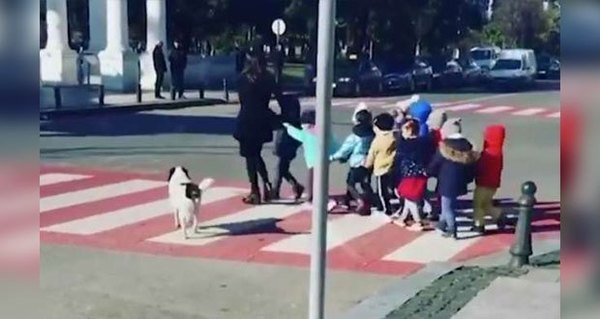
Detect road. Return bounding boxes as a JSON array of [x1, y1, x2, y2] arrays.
[[40, 88, 560, 318]]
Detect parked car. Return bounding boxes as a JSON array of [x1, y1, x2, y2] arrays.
[[459, 59, 486, 86], [536, 54, 560, 79], [489, 49, 537, 90], [469, 46, 501, 71], [427, 56, 464, 89], [382, 58, 433, 93], [305, 56, 384, 96]]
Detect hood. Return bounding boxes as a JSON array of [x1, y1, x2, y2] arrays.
[[427, 109, 448, 130], [408, 100, 432, 136], [352, 102, 369, 124], [439, 138, 479, 164], [353, 123, 375, 138], [483, 124, 506, 152], [395, 95, 420, 113], [440, 117, 462, 138]]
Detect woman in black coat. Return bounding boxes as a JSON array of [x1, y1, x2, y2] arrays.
[[234, 55, 281, 204]]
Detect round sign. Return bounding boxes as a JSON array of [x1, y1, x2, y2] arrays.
[[271, 19, 286, 36]]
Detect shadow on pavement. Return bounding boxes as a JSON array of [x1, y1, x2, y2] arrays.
[[198, 217, 307, 237], [40, 112, 237, 137]]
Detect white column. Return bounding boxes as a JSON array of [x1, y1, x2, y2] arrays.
[[98, 0, 137, 92], [40, 0, 78, 84], [141, 0, 169, 90]]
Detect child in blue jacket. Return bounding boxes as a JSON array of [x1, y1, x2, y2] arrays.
[[330, 109, 376, 215]]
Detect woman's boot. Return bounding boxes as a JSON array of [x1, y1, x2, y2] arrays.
[[242, 185, 261, 205], [262, 182, 273, 202]]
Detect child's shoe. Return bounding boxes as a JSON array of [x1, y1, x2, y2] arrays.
[[356, 198, 371, 216], [407, 223, 425, 232], [470, 224, 486, 235]]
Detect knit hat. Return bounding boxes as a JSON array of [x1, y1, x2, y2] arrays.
[[427, 109, 448, 130], [441, 117, 462, 138], [352, 102, 369, 124], [373, 113, 395, 131], [300, 109, 316, 125]]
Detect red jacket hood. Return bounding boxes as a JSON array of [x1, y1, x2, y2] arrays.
[[483, 125, 505, 154]]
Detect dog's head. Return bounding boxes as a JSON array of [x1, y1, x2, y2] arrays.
[[168, 166, 191, 183]]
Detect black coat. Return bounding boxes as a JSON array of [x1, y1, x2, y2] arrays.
[[234, 72, 280, 147], [427, 137, 479, 197], [168, 48, 187, 73], [152, 45, 167, 72]]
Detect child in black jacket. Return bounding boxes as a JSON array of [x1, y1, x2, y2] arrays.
[[272, 94, 304, 200]]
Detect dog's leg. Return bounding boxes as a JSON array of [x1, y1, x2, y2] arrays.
[[174, 209, 180, 229], [192, 214, 199, 234]]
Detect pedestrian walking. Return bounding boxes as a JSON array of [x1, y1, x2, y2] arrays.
[[473, 124, 507, 234], [233, 54, 281, 205], [364, 113, 397, 215], [169, 40, 188, 100], [427, 131, 479, 239], [152, 41, 167, 99], [271, 94, 304, 200], [330, 109, 376, 215], [394, 119, 431, 231]]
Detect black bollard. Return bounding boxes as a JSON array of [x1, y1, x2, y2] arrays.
[[199, 83, 205, 99], [509, 181, 537, 267], [223, 78, 229, 102]]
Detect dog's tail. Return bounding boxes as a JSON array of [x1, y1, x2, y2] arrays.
[[197, 178, 215, 191]]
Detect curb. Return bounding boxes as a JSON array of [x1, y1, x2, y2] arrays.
[[40, 98, 228, 118], [333, 239, 560, 319], [332, 262, 461, 319]]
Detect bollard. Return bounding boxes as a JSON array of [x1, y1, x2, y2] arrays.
[[223, 78, 229, 102], [509, 181, 537, 267], [199, 83, 205, 99]]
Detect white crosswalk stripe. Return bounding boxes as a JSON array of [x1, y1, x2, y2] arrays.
[[40, 179, 166, 213], [40, 173, 90, 186], [148, 202, 310, 246], [511, 108, 547, 116], [547, 112, 561, 118], [41, 187, 245, 235], [476, 106, 514, 114], [262, 214, 387, 254], [382, 230, 480, 263], [443, 103, 482, 111]]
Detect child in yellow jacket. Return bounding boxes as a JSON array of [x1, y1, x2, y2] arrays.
[[364, 113, 397, 215]]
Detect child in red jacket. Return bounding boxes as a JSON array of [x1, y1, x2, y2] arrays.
[[473, 124, 506, 234]]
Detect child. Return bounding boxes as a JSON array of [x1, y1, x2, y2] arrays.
[[330, 109, 376, 215], [394, 119, 431, 231], [473, 124, 507, 234], [428, 131, 479, 239], [364, 113, 396, 215], [283, 110, 338, 202], [440, 117, 462, 139], [272, 94, 304, 200]]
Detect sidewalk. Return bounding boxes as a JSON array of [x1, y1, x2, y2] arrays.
[[40, 89, 237, 117]]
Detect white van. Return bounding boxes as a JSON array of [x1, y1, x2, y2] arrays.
[[489, 49, 537, 88], [469, 46, 501, 71]]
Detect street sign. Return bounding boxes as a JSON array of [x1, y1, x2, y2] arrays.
[[271, 19, 286, 36]]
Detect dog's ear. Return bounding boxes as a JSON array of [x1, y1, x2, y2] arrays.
[[181, 167, 190, 179], [168, 167, 176, 181]]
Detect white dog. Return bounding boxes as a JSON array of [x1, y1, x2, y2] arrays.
[[167, 166, 214, 239]]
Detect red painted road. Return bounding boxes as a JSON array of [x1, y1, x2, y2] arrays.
[[40, 165, 560, 276]]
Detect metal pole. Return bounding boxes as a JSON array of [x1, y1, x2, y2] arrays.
[[309, 0, 336, 319]]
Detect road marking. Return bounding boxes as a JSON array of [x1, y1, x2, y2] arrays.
[[547, 112, 561, 118], [40, 179, 166, 213], [262, 214, 387, 254], [476, 106, 514, 114], [41, 187, 243, 235], [434, 93, 519, 107], [147, 202, 310, 246], [40, 173, 90, 186], [443, 103, 482, 111], [382, 231, 480, 263], [511, 108, 547, 116]]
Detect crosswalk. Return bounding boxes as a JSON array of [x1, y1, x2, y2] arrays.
[[40, 166, 560, 275], [298, 97, 560, 120]]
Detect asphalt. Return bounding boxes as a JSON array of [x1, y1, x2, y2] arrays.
[[40, 89, 560, 318]]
